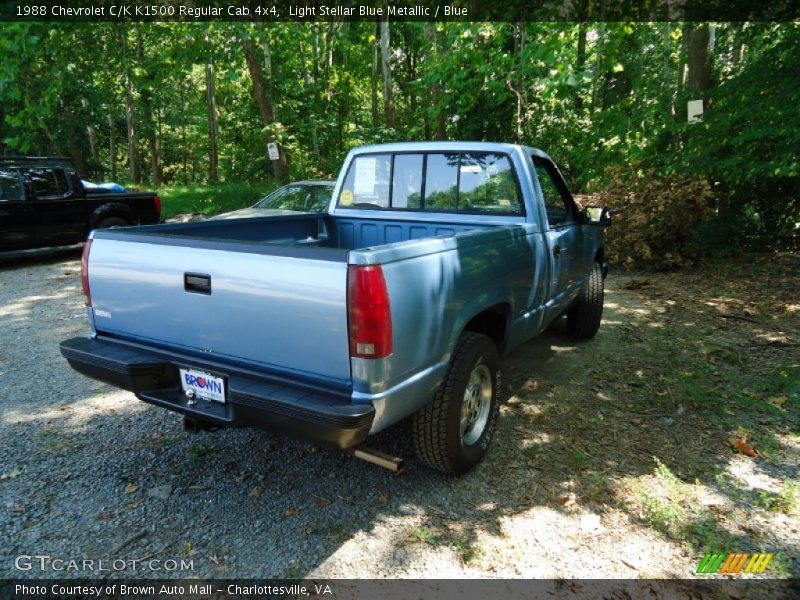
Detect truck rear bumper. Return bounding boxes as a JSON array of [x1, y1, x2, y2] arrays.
[[60, 336, 373, 449]]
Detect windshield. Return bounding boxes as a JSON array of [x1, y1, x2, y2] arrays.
[[253, 183, 332, 212]]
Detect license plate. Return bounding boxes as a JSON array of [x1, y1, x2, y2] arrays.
[[179, 368, 226, 403]]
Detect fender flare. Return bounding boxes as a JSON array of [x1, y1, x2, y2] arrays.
[[90, 203, 136, 229], [446, 291, 513, 359]]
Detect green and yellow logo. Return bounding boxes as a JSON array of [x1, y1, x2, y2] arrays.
[[696, 552, 774, 574]]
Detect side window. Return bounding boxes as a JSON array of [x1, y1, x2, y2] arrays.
[[424, 153, 458, 210], [391, 154, 423, 209], [458, 153, 522, 214], [0, 169, 23, 201], [28, 168, 70, 199], [533, 159, 573, 227], [338, 154, 391, 208]]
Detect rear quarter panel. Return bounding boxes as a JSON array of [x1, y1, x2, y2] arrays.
[[87, 193, 160, 228], [350, 225, 543, 430]]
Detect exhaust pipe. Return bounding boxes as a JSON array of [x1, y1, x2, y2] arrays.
[[346, 446, 405, 474]]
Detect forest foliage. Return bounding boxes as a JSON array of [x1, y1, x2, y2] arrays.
[[1, 22, 797, 266]]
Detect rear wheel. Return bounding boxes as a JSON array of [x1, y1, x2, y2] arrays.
[[95, 217, 128, 229], [412, 332, 501, 474], [567, 262, 604, 339]]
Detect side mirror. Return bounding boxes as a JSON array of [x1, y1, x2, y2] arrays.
[[583, 207, 612, 227]]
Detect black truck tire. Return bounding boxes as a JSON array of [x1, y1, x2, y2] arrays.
[[567, 262, 604, 339], [412, 332, 501, 474], [95, 217, 129, 229]]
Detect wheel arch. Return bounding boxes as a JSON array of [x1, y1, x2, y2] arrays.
[[594, 246, 605, 264], [90, 203, 135, 229], [460, 301, 511, 355]]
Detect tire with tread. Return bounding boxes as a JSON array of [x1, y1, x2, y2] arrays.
[[412, 332, 501, 474], [567, 262, 604, 339], [95, 217, 129, 229]]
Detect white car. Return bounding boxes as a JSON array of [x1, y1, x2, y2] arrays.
[[212, 180, 334, 219]]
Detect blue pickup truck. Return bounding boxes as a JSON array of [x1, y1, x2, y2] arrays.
[[60, 142, 610, 474]]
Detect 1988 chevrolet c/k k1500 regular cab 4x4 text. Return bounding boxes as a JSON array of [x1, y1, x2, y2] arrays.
[[60, 142, 610, 473]]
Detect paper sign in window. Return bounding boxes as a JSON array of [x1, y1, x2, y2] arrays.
[[354, 157, 377, 195]]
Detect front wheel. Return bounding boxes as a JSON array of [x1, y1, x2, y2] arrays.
[[566, 262, 604, 339], [412, 332, 501, 474]]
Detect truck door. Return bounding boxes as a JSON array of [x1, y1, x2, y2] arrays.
[[0, 168, 33, 251], [532, 156, 587, 320], [25, 167, 86, 246]]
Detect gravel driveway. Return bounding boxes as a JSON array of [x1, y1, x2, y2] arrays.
[[1, 251, 795, 585]]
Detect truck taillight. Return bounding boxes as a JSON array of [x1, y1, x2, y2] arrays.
[[347, 265, 392, 359], [154, 194, 162, 217], [81, 240, 92, 307]]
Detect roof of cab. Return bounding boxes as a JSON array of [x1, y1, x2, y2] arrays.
[[348, 141, 554, 162]]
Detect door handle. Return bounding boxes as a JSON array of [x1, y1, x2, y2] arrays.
[[184, 273, 211, 295], [552, 244, 561, 256]]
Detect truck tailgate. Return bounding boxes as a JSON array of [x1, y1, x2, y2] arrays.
[[87, 238, 351, 383]]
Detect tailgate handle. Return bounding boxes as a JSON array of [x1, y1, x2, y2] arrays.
[[184, 272, 211, 295]]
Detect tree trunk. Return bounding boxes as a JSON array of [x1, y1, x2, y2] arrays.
[[85, 125, 101, 178], [124, 72, 141, 184], [312, 25, 320, 81], [261, 36, 277, 120], [62, 104, 88, 178], [262, 39, 272, 78], [403, 28, 418, 125], [180, 78, 188, 183], [121, 32, 141, 184], [0, 104, 5, 155], [590, 23, 607, 114], [107, 114, 117, 181], [379, 21, 394, 129], [242, 38, 288, 182], [661, 23, 671, 87], [371, 23, 379, 128], [205, 62, 219, 184], [687, 23, 713, 108], [675, 25, 689, 118], [575, 23, 587, 111], [730, 24, 746, 68], [82, 98, 102, 179], [657, 23, 675, 119], [425, 24, 447, 140], [299, 37, 320, 162], [136, 29, 160, 185]]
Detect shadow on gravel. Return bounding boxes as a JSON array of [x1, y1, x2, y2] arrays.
[[374, 257, 800, 578], [1, 256, 798, 580], [0, 246, 82, 270]]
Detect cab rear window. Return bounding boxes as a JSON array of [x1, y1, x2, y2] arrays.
[[337, 152, 522, 215]]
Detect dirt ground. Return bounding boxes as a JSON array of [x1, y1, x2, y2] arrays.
[[322, 252, 799, 581], [0, 249, 797, 585]]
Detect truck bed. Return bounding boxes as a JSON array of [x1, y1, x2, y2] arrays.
[[122, 213, 491, 252], [85, 213, 521, 391]]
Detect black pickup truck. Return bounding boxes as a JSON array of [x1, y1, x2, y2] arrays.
[[0, 157, 161, 252]]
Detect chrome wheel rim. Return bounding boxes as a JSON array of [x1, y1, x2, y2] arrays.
[[460, 363, 492, 446]]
